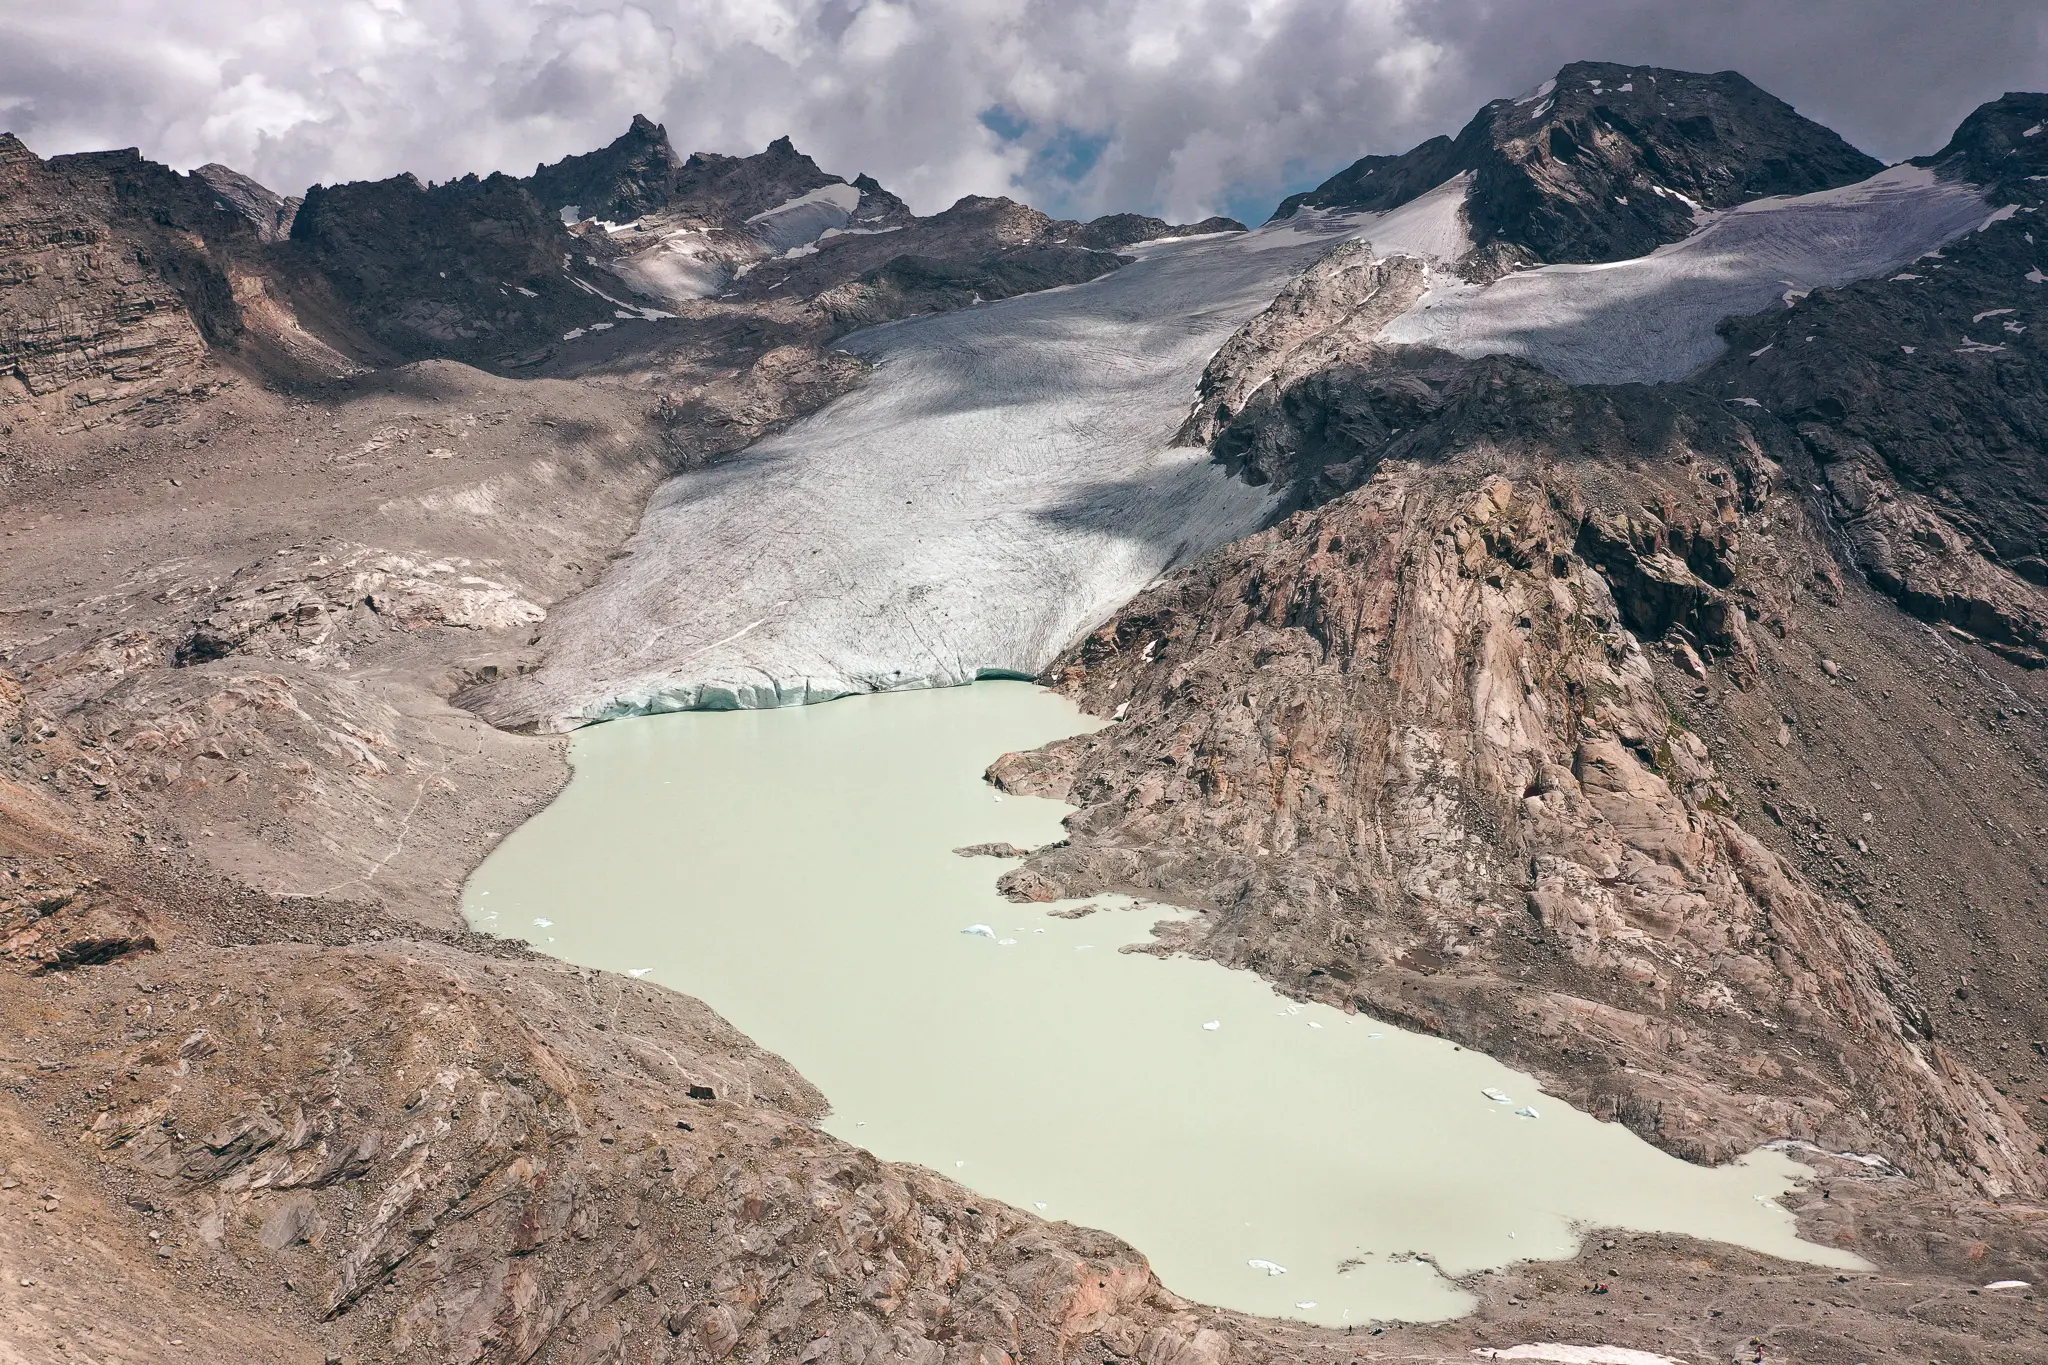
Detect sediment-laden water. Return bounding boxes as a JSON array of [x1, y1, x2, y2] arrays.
[[465, 681, 1863, 1325]]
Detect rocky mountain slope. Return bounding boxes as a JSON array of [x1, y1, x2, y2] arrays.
[[999, 86, 2048, 1206], [6, 64, 2048, 1365]]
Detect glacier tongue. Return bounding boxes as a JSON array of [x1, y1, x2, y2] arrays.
[[490, 210, 1410, 730]]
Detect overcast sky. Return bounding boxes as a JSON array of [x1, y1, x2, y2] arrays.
[[3, 1, 2044, 224]]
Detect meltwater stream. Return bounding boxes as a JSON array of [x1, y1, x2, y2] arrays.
[[464, 682, 1863, 1326]]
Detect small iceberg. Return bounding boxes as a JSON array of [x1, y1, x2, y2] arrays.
[[1515, 1105, 1541, 1119], [533, 918, 552, 928], [961, 924, 996, 938], [1248, 1259, 1287, 1275], [1202, 1020, 1221, 1031], [627, 968, 653, 978], [1294, 1301, 1317, 1310], [1483, 1088, 1513, 1104]]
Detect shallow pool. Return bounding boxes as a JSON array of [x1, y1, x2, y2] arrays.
[[464, 681, 1863, 1325]]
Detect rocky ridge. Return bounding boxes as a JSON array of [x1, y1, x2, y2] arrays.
[[1278, 61, 1883, 270]]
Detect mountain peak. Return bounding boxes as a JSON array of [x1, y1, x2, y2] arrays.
[[1277, 61, 1882, 266], [1915, 91, 2048, 193], [527, 116, 683, 220]]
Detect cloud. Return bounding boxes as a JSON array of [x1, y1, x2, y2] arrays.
[[1, 0, 2043, 225]]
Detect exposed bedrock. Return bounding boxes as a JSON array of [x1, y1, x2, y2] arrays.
[[1003, 355, 2047, 1198]]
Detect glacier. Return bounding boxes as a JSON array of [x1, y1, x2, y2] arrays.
[[487, 162, 2000, 731]]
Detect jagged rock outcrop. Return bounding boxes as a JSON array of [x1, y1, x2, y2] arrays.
[[526, 113, 690, 222], [0, 135, 240, 423], [1177, 241, 1432, 453], [1277, 61, 1884, 265], [289, 170, 604, 363], [1916, 91, 2048, 193], [195, 162, 300, 241], [1067, 212, 1246, 250]]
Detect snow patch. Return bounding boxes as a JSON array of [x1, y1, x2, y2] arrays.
[[1473, 1347, 1683, 1365], [1513, 78, 1557, 106], [1381, 164, 1996, 384], [746, 182, 862, 253]]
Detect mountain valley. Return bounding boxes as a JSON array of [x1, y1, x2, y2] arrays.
[[4, 61, 2048, 1365]]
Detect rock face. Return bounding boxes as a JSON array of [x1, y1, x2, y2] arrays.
[[1277, 62, 1884, 265], [195, 162, 300, 241], [1700, 147, 2048, 665], [0, 136, 238, 423], [1068, 212, 1247, 250], [1915, 91, 2048, 192], [289, 170, 596, 363], [526, 112, 691, 223], [1016, 362, 2042, 1196]]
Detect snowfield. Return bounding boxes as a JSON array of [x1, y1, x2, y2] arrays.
[[493, 161, 2000, 729], [1384, 165, 1996, 383]]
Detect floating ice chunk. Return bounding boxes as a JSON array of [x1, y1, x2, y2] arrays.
[[1307, 1021, 1323, 1029], [1295, 1301, 1318, 1309], [1368, 1032, 1383, 1039], [1515, 1105, 1541, 1119], [1202, 1020, 1221, 1030], [1034, 1201, 1047, 1209], [1248, 1258, 1287, 1275], [998, 938, 1018, 946], [991, 792, 1003, 802], [1075, 945, 1094, 951], [955, 1160, 964, 1168], [627, 968, 653, 978], [533, 918, 552, 928], [961, 924, 996, 938], [1483, 1088, 1514, 1104]]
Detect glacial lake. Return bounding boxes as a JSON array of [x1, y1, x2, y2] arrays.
[[463, 681, 1864, 1325]]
